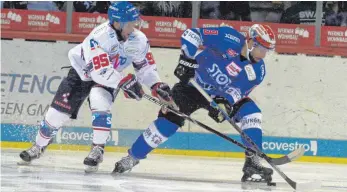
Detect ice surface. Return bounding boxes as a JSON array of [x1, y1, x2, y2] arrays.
[[1, 149, 347, 192]]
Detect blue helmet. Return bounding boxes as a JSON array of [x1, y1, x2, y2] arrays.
[[108, 2, 140, 28]]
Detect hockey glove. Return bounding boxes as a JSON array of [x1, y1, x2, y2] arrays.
[[208, 97, 233, 123], [174, 53, 199, 84], [151, 82, 179, 114], [119, 74, 144, 101]]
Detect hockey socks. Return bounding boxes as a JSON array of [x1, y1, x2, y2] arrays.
[[242, 128, 262, 150], [129, 117, 179, 159], [92, 111, 112, 145]]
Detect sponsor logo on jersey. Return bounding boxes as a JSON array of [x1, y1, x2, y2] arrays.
[[53, 100, 71, 110], [203, 29, 218, 35], [225, 87, 242, 103], [112, 54, 127, 68], [109, 31, 116, 38], [244, 64, 256, 81], [207, 63, 232, 87], [260, 64, 265, 80], [128, 34, 136, 41], [110, 43, 119, 54], [124, 46, 139, 55], [224, 33, 240, 43], [226, 48, 238, 57], [99, 68, 108, 76], [226, 61, 242, 77], [62, 93, 70, 103], [182, 29, 201, 47]]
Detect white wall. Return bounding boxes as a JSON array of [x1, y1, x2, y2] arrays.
[[1, 39, 346, 139]]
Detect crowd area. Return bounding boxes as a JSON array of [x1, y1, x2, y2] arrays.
[[1, 1, 346, 26]]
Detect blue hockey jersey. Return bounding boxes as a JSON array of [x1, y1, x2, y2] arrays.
[[181, 26, 266, 105]]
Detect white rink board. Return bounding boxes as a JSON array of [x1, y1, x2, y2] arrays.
[[2, 149, 347, 192], [1, 39, 347, 139]]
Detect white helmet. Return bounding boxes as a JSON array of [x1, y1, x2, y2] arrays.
[[248, 24, 276, 50]]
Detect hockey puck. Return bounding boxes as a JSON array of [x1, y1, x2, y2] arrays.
[[267, 182, 276, 186]]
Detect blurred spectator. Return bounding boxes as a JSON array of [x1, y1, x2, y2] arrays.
[[2, 1, 28, 9], [249, 1, 284, 22], [324, 1, 347, 26], [54, 1, 67, 11], [1, 0, 345, 27], [73, 1, 93, 12], [219, 2, 251, 21], [200, 2, 220, 19], [27, 1, 59, 11], [88, 1, 111, 14], [139, 1, 192, 18]]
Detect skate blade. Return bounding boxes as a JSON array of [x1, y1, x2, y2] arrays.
[[17, 160, 31, 166], [241, 181, 275, 190], [84, 165, 99, 173]]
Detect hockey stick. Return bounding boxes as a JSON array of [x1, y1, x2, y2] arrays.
[[141, 93, 304, 166], [189, 79, 320, 190]]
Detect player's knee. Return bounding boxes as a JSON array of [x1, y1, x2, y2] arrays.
[[45, 107, 70, 128], [158, 110, 185, 127], [89, 87, 113, 111], [92, 111, 112, 129], [234, 99, 261, 119], [234, 99, 262, 130], [142, 117, 179, 148], [39, 107, 70, 138]]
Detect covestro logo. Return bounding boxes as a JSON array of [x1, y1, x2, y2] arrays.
[[263, 140, 317, 155]]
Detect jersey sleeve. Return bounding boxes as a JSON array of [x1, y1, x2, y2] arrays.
[[181, 26, 244, 59], [125, 32, 161, 89]]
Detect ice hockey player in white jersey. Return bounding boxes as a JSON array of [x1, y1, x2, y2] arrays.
[[19, 1, 175, 173]]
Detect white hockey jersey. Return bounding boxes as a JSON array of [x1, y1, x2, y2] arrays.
[[68, 21, 161, 89]]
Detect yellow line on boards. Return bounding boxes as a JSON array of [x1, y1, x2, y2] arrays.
[[1, 142, 346, 164]]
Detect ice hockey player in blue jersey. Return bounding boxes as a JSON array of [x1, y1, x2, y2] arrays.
[[113, 24, 276, 184]]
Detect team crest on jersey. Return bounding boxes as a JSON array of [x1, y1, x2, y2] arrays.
[[90, 39, 99, 50], [226, 61, 242, 77]]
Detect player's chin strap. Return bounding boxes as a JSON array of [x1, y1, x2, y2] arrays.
[[245, 39, 257, 63], [188, 78, 320, 191]]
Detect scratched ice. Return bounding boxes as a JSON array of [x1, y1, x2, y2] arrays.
[[1, 149, 347, 192]]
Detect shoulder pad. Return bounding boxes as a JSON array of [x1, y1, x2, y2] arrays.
[[123, 30, 149, 59], [91, 23, 120, 54]]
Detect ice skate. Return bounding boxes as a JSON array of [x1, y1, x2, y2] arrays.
[[112, 154, 139, 174], [241, 152, 273, 184], [83, 145, 104, 173], [18, 143, 48, 165]]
